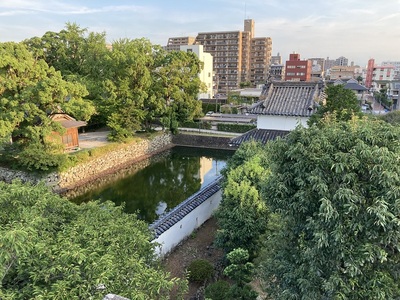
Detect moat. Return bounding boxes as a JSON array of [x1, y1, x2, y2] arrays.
[[71, 146, 233, 223]]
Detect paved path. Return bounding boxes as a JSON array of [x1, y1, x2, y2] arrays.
[[78, 131, 110, 149]]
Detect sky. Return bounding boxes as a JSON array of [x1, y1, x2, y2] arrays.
[[0, 0, 399, 67]]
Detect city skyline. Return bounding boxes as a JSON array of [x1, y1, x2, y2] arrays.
[[0, 0, 399, 67]]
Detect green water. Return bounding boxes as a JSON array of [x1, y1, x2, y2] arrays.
[[71, 146, 233, 223]]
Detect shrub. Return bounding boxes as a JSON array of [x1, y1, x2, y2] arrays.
[[187, 259, 214, 283], [217, 123, 256, 133], [205, 280, 231, 300]]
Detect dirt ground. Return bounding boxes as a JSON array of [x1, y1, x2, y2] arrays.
[[162, 217, 225, 299]]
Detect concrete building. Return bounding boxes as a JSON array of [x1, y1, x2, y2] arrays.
[[164, 36, 196, 52], [308, 57, 325, 81], [335, 56, 349, 66], [269, 64, 285, 81], [365, 58, 375, 89], [382, 61, 400, 79], [180, 45, 214, 99], [329, 65, 358, 80], [271, 52, 282, 65], [284, 53, 312, 81], [324, 57, 336, 73], [250, 37, 272, 86], [194, 19, 272, 94]]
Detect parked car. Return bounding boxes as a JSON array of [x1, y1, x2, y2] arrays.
[[206, 111, 214, 116]]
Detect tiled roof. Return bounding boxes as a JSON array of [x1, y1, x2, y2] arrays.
[[149, 176, 223, 238], [344, 82, 368, 91], [250, 81, 325, 117], [229, 128, 289, 147]]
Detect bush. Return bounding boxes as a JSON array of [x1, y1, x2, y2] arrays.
[[205, 280, 231, 300], [187, 259, 214, 283], [217, 123, 256, 133], [180, 121, 212, 130]]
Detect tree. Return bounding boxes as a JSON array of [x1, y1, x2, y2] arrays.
[[259, 118, 400, 299], [379, 109, 400, 125], [308, 84, 362, 125], [374, 88, 392, 109], [224, 248, 258, 300], [24, 23, 111, 126], [151, 50, 203, 132], [0, 181, 185, 299], [215, 141, 269, 257], [0, 42, 95, 170]]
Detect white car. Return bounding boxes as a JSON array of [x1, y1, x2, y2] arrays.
[[206, 111, 214, 116]]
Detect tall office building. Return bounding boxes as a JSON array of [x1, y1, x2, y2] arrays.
[[194, 19, 272, 93]]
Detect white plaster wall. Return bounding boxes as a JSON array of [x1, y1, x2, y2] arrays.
[[153, 189, 222, 257], [257, 115, 309, 131]]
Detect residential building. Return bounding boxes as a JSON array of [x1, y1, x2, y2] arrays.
[[382, 61, 400, 79], [365, 58, 375, 88], [250, 37, 272, 86], [329, 65, 358, 80], [308, 57, 325, 81], [271, 52, 282, 65], [180, 45, 214, 99], [333, 78, 368, 101], [194, 19, 272, 93], [335, 56, 349, 66], [284, 53, 312, 81], [388, 81, 400, 109], [366, 59, 396, 91], [324, 57, 336, 73], [269, 64, 285, 80], [164, 36, 196, 52]]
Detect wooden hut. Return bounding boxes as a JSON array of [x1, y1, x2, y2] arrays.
[[50, 113, 86, 150]]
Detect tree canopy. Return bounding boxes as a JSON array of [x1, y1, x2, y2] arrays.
[[23, 24, 204, 139], [259, 118, 400, 299], [0, 181, 185, 299], [308, 84, 362, 125], [0, 41, 95, 170]]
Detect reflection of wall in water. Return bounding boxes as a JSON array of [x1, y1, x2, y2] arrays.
[[199, 157, 213, 184]]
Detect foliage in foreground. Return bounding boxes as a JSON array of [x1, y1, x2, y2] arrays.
[[215, 140, 269, 257], [0, 181, 185, 300], [259, 118, 400, 299]]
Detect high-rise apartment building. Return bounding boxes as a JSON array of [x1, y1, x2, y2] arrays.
[[194, 19, 272, 93], [250, 37, 272, 86], [164, 36, 196, 51], [284, 53, 312, 81], [335, 56, 349, 66]]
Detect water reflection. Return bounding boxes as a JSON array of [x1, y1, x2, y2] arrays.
[[71, 146, 233, 223]]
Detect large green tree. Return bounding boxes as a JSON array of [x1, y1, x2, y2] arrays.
[[215, 141, 269, 257], [0, 181, 185, 299], [259, 118, 400, 299], [0, 42, 95, 170], [151, 50, 203, 132], [308, 84, 362, 125]]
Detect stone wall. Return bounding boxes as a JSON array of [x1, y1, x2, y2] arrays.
[[172, 134, 234, 150], [0, 133, 172, 193]]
